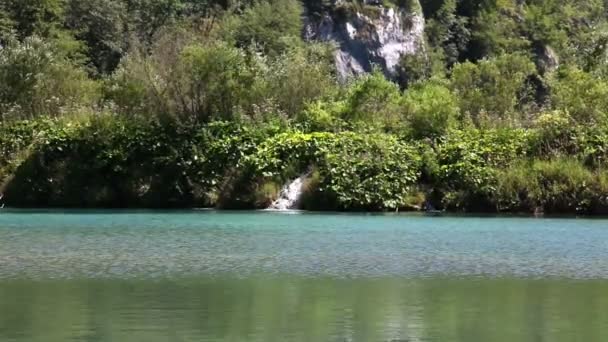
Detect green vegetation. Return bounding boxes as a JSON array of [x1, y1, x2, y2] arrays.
[[1, 0, 608, 214]]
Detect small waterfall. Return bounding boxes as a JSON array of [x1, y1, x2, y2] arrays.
[[267, 174, 309, 210]]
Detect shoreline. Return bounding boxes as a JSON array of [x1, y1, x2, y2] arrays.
[[2, 206, 608, 219]]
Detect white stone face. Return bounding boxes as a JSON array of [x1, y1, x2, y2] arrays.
[[376, 11, 425, 74], [304, 1, 426, 80], [345, 22, 357, 39], [336, 50, 366, 82]]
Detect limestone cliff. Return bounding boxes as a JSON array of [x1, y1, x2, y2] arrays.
[[304, 0, 426, 80]]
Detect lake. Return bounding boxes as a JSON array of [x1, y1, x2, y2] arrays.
[[1, 210, 607, 341]]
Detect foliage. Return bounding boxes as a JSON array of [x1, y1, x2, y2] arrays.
[[222, 0, 303, 56], [424, 0, 470, 66], [495, 159, 608, 214], [3, 0, 608, 213], [341, 71, 403, 131], [3, 0, 66, 38], [529, 113, 608, 167], [250, 131, 423, 210], [318, 133, 422, 210], [450, 54, 537, 126], [433, 128, 531, 210], [402, 80, 458, 139], [396, 49, 434, 88], [0, 35, 100, 121], [549, 66, 608, 124], [105, 28, 335, 124]]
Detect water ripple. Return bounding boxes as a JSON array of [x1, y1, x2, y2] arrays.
[[0, 211, 607, 280]]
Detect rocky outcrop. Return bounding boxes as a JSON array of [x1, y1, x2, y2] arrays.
[[536, 44, 559, 74], [304, 0, 426, 81]]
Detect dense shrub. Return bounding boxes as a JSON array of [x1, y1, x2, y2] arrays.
[[3, 0, 608, 214], [0, 36, 100, 120], [528, 112, 608, 167], [340, 71, 404, 131], [433, 128, 531, 211], [549, 66, 608, 124], [251, 131, 423, 210], [106, 31, 335, 124], [402, 80, 459, 139], [3, 117, 195, 207], [450, 54, 537, 126], [317, 133, 422, 210], [222, 0, 303, 56], [495, 159, 608, 214]]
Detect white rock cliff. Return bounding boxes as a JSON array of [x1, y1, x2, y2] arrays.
[[304, 1, 426, 80]]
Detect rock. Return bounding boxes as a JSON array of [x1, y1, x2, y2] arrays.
[[304, 1, 426, 81], [536, 44, 559, 74]]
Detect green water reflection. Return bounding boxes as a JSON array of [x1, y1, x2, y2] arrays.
[[2, 277, 608, 341]]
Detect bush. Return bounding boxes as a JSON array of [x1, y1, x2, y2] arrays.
[[529, 113, 608, 167], [264, 43, 337, 118], [434, 128, 531, 210], [2, 117, 196, 207], [549, 66, 608, 124], [297, 100, 347, 132], [0, 35, 100, 120], [106, 29, 335, 125], [222, 0, 303, 56], [341, 70, 404, 131], [402, 80, 459, 139], [495, 159, 608, 214], [318, 133, 422, 210], [450, 53, 536, 126], [250, 131, 423, 210]]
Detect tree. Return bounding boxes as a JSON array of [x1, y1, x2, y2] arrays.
[[450, 53, 536, 126], [403, 80, 459, 139], [424, 0, 470, 66], [549, 66, 608, 123], [342, 70, 403, 131], [0, 35, 99, 120], [266, 43, 336, 118], [222, 0, 303, 56], [4, 0, 66, 38], [65, 0, 127, 74]]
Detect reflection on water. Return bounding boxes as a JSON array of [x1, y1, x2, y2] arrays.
[[1, 211, 608, 341], [2, 277, 608, 342]]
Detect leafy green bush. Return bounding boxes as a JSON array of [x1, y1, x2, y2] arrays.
[[318, 133, 422, 210], [402, 80, 459, 139], [529, 112, 608, 167], [222, 0, 303, 56], [549, 66, 608, 124], [251, 131, 422, 210], [297, 100, 347, 132], [264, 43, 337, 118], [495, 159, 608, 214], [450, 53, 536, 126], [106, 30, 335, 125], [0, 118, 56, 187], [434, 128, 531, 210], [0, 35, 100, 120], [341, 71, 403, 131], [423, 0, 470, 66]]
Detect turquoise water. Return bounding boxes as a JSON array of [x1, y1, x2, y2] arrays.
[[1, 210, 608, 341]]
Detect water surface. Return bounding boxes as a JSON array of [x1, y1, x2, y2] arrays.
[[1, 210, 607, 341]]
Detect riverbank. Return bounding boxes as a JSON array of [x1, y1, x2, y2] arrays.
[[2, 117, 607, 214]]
